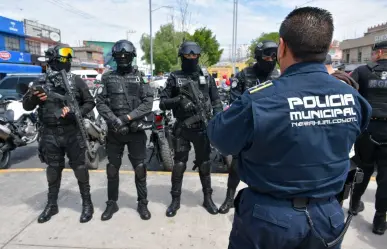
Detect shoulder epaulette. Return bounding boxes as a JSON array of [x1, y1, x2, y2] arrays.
[[248, 80, 273, 94]]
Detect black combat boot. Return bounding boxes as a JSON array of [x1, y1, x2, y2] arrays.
[[349, 200, 365, 216], [79, 183, 94, 223], [38, 167, 62, 223], [137, 199, 151, 220], [372, 212, 386, 235], [166, 162, 186, 217], [38, 193, 59, 223], [199, 161, 218, 215], [134, 163, 151, 220], [101, 200, 119, 221], [219, 188, 236, 214]]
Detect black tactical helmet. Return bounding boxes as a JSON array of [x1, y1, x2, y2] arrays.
[[254, 40, 278, 60], [112, 40, 137, 57], [372, 40, 387, 51], [45, 45, 74, 61], [178, 41, 201, 56]]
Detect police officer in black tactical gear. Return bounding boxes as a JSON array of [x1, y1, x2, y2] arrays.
[[96, 40, 154, 221], [159, 41, 223, 217], [22, 45, 95, 223], [218, 40, 278, 214], [349, 40, 387, 235]]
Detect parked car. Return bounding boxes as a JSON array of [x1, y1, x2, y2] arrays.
[[0, 73, 44, 100]]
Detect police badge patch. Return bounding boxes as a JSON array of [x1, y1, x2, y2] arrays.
[[231, 79, 238, 88]]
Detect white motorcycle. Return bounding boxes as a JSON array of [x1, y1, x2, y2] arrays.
[[0, 97, 39, 169]]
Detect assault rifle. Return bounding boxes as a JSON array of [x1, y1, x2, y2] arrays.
[[179, 78, 211, 127]]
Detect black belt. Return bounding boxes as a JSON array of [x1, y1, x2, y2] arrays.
[[371, 117, 387, 121], [248, 186, 354, 248]]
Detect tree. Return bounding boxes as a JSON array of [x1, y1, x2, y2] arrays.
[[140, 24, 223, 73], [187, 27, 223, 67], [248, 32, 280, 59], [140, 23, 188, 73]]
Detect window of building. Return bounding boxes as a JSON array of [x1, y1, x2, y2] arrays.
[[26, 40, 41, 55], [87, 52, 92, 60], [346, 54, 350, 63], [4, 36, 20, 51], [358, 50, 362, 63]]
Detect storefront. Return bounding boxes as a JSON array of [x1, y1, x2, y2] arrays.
[[0, 16, 39, 74]]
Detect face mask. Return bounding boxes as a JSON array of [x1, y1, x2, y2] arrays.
[[181, 57, 199, 73], [114, 53, 133, 73], [49, 60, 71, 72], [257, 58, 276, 75]]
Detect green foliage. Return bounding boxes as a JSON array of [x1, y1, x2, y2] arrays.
[[248, 32, 280, 59], [140, 24, 223, 74]]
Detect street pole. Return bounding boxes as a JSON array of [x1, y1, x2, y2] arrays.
[[235, 0, 238, 67], [149, 0, 153, 77], [231, 0, 236, 73]]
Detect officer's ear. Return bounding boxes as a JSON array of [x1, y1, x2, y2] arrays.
[[278, 38, 286, 59]]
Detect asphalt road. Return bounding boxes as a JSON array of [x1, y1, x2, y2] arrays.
[[8, 135, 229, 173]]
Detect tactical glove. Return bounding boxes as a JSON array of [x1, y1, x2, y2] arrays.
[[118, 125, 130, 135], [111, 118, 123, 131], [180, 96, 195, 111]]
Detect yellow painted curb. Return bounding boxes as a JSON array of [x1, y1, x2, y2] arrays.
[[0, 168, 226, 176]]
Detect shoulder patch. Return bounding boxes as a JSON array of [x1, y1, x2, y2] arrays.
[[248, 80, 273, 94]]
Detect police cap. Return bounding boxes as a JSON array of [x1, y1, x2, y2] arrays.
[[372, 40, 387, 50]]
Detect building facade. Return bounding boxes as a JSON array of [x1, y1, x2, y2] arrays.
[[340, 22, 387, 66], [72, 45, 104, 72], [0, 16, 41, 74], [24, 19, 62, 66]]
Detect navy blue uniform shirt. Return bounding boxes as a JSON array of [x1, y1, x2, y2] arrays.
[[207, 62, 372, 198]]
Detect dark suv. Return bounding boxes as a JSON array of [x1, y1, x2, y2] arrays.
[[0, 73, 43, 100]]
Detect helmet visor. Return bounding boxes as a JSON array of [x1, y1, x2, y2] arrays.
[[180, 44, 201, 55], [112, 42, 135, 54], [57, 47, 74, 58]]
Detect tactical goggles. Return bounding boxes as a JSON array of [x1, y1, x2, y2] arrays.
[[57, 47, 74, 58], [180, 44, 201, 55], [112, 42, 135, 54], [262, 48, 277, 60]]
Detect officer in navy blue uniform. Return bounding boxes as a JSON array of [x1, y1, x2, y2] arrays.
[[218, 41, 279, 214], [207, 7, 372, 249], [349, 40, 387, 235]]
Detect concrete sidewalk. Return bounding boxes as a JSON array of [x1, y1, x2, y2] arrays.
[[0, 169, 384, 249]]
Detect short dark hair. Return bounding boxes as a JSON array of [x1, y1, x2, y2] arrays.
[[279, 7, 334, 62]]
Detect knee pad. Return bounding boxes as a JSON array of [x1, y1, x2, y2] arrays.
[[107, 163, 119, 178], [173, 161, 187, 175], [134, 163, 147, 179], [73, 165, 89, 183], [46, 166, 62, 184], [199, 161, 211, 175]]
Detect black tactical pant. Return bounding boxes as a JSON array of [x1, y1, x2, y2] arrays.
[[226, 155, 240, 190], [352, 131, 387, 213], [171, 125, 213, 197], [106, 130, 148, 202], [39, 125, 90, 203]]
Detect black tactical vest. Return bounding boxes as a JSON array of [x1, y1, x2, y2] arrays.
[[38, 73, 81, 126], [172, 70, 212, 121], [103, 70, 142, 117], [367, 62, 387, 118], [239, 66, 273, 93]]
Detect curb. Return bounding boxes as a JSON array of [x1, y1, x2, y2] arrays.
[[0, 168, 377, 181]]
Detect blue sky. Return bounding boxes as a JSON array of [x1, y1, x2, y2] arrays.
[[0, 0, 386, 60]]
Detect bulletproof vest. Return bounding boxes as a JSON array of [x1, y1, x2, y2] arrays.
[[38, 72, 82, 126], [239, 66, 272, 93], [103, 70, 142, 117], [366, 62, 387, 118], [173, 70, 212, 121]]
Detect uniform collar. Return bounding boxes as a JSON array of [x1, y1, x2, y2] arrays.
[[281, 62, 328, 77]]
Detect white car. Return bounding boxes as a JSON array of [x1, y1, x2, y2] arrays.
[[150, 78, 167, 90]]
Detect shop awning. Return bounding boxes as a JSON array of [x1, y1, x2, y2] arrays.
[[0, 63, 42, 74]]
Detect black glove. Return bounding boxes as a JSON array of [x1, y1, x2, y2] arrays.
[[180, 96, 195, 111], [129, 121, 139, 132], [118, 125, 130, 135], [119, 115, 130, 124], [111, 118, 123, 131]]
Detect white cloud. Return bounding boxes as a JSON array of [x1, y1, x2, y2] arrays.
[[0, 0, 386, 61]]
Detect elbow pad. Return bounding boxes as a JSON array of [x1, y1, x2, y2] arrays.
[[159, 96, 181, 110]]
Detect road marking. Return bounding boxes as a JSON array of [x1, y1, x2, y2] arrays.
[[0, 168, 377, 181]]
